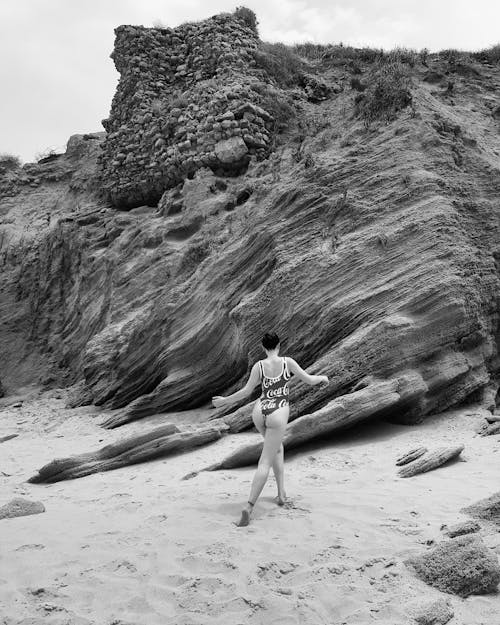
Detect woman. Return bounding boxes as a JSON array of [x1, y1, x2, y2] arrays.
[[212, 332, 329, 527]]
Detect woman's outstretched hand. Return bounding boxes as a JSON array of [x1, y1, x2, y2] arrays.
[[212, 396, 226, 408], [318, 375, 329, 386]]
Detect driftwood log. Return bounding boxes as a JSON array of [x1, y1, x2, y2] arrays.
[[398, 445, 465, 478], [477, 421, 500, 436], [486, 413, 500, 424], [28, 424, 227, 483], [396, 447, 428, 466], [183, 377, 411, 478], [210, 402, 255, 432], [0, 434, 18, 443]]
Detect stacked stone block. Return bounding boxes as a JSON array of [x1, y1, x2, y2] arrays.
[[99, 13, 278, 208]]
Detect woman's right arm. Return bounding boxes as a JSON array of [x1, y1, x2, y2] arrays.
[[212, 362, 261, 407], [286, 357, 328, 386]]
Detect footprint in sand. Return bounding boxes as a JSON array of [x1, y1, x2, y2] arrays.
[[158, 573, 192, 588], [146, 512, 168, 523], [204, 540, 238, 560], [110, 559, 138, 574], [287, 563, 348, 589], [23, 586, 78, 620], [256, 560, 299, 582], [15, 543, 46, 551], [310, 543, 346, 564], [275, 497, 311, 515], [81, 559, 139, 577], [85, 530, 120, 540], [179, 553, 239, 575], [113, 501, 141, 512], [172, 576, 239, 615]]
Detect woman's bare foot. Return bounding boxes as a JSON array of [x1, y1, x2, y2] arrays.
[[235, 502, 254, 527], [275, 492, 287, 506]]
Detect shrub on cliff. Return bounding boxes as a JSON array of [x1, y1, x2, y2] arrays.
[[249, 81, 295, 132], [471, 44, 500, 63], [385, 46, 418, 67], [321, 44, 385, 64], [354, 60, 412, 125], [0, 153, 21, 172], [178, 239, 213, 275], [35, 148, 62, 163], [319, 44, 417, 67], [234, 6, 258, 33], [439, 48, 462, 64], [292, 42, 327, 61], [252, 42, 304, 86]]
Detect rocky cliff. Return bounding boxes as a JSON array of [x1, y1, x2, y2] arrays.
[[1, 11, 499, 429]]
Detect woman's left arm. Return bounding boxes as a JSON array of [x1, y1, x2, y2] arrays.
[[212, 362, 261, 407]]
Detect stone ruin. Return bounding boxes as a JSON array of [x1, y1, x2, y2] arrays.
[[99, 12, 279, 208]]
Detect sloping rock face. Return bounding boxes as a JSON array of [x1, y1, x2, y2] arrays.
[[0, 133, 106, 390], [99, 14, 276, 208], [0, 13, 499, 427]]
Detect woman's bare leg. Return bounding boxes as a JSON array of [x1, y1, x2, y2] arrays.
[[237, 409, 287, 526], [273, 444, 286, 505], [252, 405, 285, 505]]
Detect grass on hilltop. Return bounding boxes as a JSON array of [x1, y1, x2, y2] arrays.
[[291, 40, 500, 67], [354, 60, 413, 125], [0, 153, 22, 171]]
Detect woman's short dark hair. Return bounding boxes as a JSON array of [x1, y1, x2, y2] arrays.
[[262, 332, 280, 350]]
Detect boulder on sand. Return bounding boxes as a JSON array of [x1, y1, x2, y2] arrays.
[[462, 491, 500, 525], [406, 597, 454, 625], [405, 535, 500, 597], [443, 520, 480, 538], [0, 497, 45, 520]]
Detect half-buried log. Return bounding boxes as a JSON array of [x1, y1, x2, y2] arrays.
[[28, 424, 226, 483], [183, 376, 410, 478], [0, 434, 18, 443], [396, 447, 428, 466], [477, 421, 500, 436], [210, 401, 255, 433], [398, 445, 464, 478]]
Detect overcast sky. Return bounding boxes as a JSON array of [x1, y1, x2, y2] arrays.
[[2, 0, 500, 163]]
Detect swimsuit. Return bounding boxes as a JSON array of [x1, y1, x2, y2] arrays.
[[258, 357, 291, 426]]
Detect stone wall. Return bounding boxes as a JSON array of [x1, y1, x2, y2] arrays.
[[99, 13, 278, 208]]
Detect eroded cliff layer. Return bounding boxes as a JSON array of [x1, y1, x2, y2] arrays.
[[0, 13, 499, 429]]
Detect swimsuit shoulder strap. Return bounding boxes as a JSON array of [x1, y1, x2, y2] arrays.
[[283, 357, 290, 379], [258, 360, 264, 380]]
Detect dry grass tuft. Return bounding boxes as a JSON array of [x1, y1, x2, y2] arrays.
[[354, 61, 412, 125]]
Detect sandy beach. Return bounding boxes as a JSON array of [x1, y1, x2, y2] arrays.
[[1, 387, 500, 624]]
